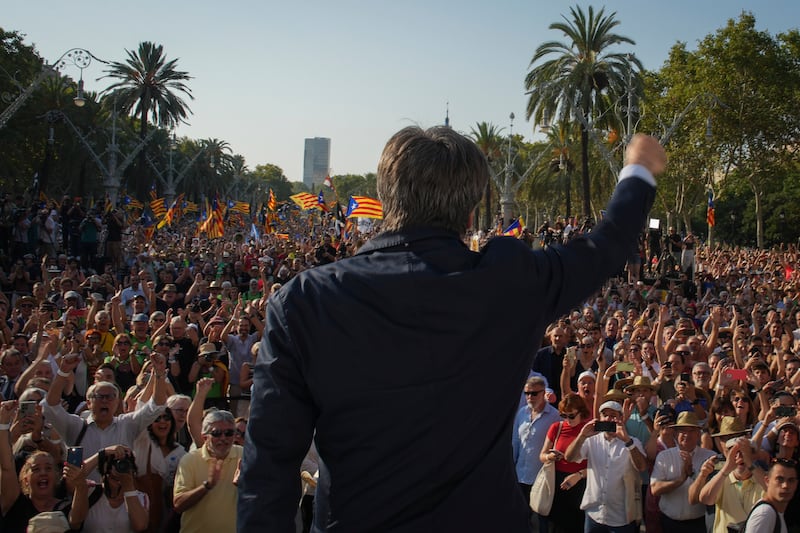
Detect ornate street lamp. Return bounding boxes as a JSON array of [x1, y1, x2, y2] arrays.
[[0, 48, 104, 129]]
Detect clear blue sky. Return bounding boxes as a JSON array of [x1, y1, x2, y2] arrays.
[[5, 1, 800, 183]]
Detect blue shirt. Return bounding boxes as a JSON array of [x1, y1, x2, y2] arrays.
[[512, 402, 562, 484]]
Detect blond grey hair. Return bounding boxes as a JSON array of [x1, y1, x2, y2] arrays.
[[377, 126, 489, 234]]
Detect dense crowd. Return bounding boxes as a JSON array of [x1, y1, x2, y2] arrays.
[[0, 188, 799, 532]]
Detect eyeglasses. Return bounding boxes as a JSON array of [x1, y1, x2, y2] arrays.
[[524, 390, 544, 397], [560, 412, 579, 420], [772, 457, 798, 467], [676, 350, 691, 355], [580, 344, 594, 349], [90, 393, 116, 401], [157, 341, 172, 347], [116, 340, 131, 345], [208, 429, 236, 438]]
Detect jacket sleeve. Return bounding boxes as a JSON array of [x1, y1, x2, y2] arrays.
[[526, 173, 656, 324], [237, 291, 316, 531]]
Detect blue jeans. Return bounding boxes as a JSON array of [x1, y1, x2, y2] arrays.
[[584, 515, 637, 533]]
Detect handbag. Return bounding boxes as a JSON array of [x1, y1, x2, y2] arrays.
[[135, 444, 165, 533], [529, 421, 563, 516]]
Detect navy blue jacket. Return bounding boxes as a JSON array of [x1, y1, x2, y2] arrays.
[[239, 175, 655, 532]]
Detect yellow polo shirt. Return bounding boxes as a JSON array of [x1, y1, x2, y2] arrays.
[[174, 443, 242, 533], [713, 472, 763, 533]]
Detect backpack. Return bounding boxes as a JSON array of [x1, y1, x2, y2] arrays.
[[727, 500, 781, 533]]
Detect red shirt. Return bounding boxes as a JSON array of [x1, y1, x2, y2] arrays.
[[546, 418, 591, 473]]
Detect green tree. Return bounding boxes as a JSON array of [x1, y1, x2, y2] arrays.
[[470, 122, 504, 230], [524, 5, 639, 218], [252, 164, 293, 201], [101, 42, 193, 196]]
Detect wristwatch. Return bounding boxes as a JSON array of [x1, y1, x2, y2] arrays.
[[202, 480, 212, 491]]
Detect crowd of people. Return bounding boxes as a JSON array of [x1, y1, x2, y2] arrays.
[[519, 244, 800, 532], [0, 136, 798, 531]]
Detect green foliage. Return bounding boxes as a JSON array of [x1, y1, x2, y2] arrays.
[[525, 5, 640, 217], [640, 12, 800, 246], [251, 164, 293, 201], [331, 173, 377, 201]]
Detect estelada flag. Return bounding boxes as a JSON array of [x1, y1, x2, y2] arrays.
[[345, 196, 382, 219]]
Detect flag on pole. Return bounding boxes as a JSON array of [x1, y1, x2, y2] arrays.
[[290, 192, 320, 210], [707, 192, 715, 227], [323, 174, 336, 192], [345, 196, 383, 219], [317, 190, 329, 212], [268, 188, 277, 211], [502, 217, 525, 237]]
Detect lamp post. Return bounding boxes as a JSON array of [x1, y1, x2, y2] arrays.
[[45, 105, 156, 204], [146, 133, 206, 205], [493, 112, 552, 228], [0, 48, 104, 130]]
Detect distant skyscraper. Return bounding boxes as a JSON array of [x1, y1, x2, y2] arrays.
[[303, 137, 331, 189]]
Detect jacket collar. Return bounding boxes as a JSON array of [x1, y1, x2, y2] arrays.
[[356, 227, 464, 255]]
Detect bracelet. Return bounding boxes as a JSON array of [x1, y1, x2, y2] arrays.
[[123, 491, 139, 499], [57, 369, 71, 378], [0, 423, 10, 431], [640, 412, 650, 421], [202, 480, 212, 491], [624, 438, 635, 449]]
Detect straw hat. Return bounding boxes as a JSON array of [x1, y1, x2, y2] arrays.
[[710, 416, 750, 438], [670, 411, 703, 429], [624, 376, 656, 393]]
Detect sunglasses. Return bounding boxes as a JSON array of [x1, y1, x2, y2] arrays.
[[560, 412, 579, 420], [208, 429, 236, 438], [732, 396, 751, 403], [524, 390, 544, 397], [772, 457, 798, 467], [157, 341, 172, 347], [116, 340, 131, 345], [154, 414, 172, 422], [580, 344, 594, 349]]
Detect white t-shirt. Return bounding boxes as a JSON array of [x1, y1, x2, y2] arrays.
[[83, 491, 149, 533], [745, 501, 786, 533]]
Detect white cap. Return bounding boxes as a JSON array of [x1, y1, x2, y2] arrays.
[[578, 370, 596, 382], [599, 401, 623, 413]]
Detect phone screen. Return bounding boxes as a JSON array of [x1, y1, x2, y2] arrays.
[[19, 401, 36, 418]]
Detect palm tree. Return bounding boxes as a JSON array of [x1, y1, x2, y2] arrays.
[[101, 41, 193, 196], [525, 5, 639, 218], [470, 122, 504, 231]]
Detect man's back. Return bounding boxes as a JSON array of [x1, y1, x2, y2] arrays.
[[238, 129, 661, 532]]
